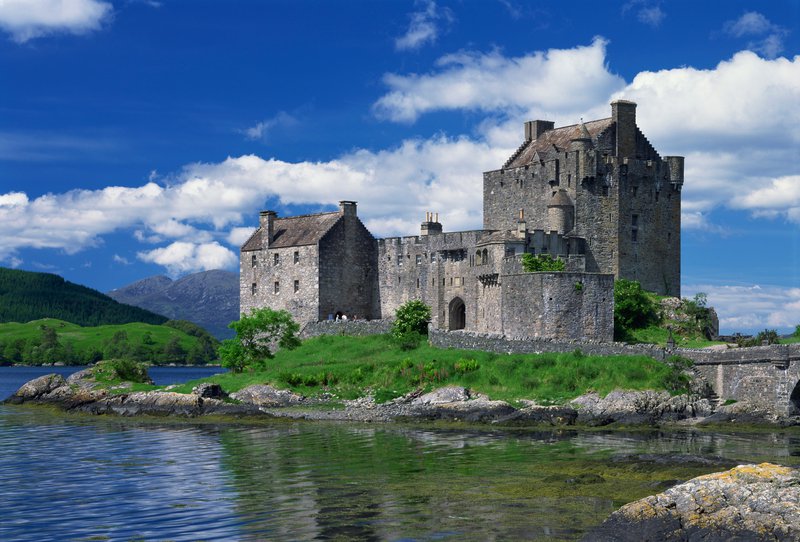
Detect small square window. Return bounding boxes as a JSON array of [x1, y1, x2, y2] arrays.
[[273, 253, 280, 265], [294, 280, 299, 293], [293, 251, 299, 264], [274, 281, 280, 294]]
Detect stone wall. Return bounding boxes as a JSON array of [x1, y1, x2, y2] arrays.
[[428, 327, 666, 358], [240, 244, 320, 323], [318, 213, 377, 321], [300, 319, 392, 339], [499, 272, 614, 341]]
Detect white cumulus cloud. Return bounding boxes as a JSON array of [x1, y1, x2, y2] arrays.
[[137, 241, 238, 277], [684, 284, 800, 334], [0, 0, 112, 43], [374, 37, 625, 123], [722, 11, 789, 59]]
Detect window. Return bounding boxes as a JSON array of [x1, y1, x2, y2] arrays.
[[631, 186, 638, 197], [632, 214, 639, 226], [632, 229, 638, 242], [273, 253, 280, 265], [251, 254, 257, 267], [416, 254, 422, 265], [293, 251, 299, 264], [274, 281, 280, 294], [416, 278, 420, 289], [294, 280, 299, 293], [251, 283, 257, 295]]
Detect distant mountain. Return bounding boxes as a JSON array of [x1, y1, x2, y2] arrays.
[[108, 270, 239, 340], [0, 267, 168, 326]]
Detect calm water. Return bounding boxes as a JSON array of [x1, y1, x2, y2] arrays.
[[1, 367, 800, 541]]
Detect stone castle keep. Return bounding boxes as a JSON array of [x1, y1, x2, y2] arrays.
[[240, 101, 683, 342]]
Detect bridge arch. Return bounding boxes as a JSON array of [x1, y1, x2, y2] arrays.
[[448, 297, 466, 331], [790, 380, 800, 414]]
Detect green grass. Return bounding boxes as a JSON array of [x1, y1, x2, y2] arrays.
[[170, 334, 685, 404], [0, 318, 210, 364], [627, 326, 724, 348]]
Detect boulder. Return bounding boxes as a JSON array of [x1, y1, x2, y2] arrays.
[[411, 386, 471, 405], [584, 463, 800, 541], [5, 374, 67, 403], [231, 384, 305, 407], [192, 383, 227, 400]]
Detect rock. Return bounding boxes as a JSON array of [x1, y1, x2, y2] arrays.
[[231, 384, 305, 407], [95, 391, 204, 417], [699, 401, 788, 426], [192, 383, 227, 399], [570, 390, 711, 425], [583, 463, 800, 541], [411, 386, 471, 405], [5, 374, 67, 403], [498, 404, 578, 426], [66, 368, 95, 383]]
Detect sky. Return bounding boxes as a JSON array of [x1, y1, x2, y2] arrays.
[[0, 0, 799, 334]]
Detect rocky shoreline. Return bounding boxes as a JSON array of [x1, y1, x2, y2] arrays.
[[5, 371, 800, 428]]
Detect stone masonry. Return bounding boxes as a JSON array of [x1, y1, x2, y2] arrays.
[[241, 101, 682, 343]]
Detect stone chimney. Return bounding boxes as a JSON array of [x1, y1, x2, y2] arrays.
[[339, 201, 357, 217], [516, 208, 526, 239], [421, 211, 443, 236], [524, 120, 555, 140], [611, 100, 637, 159], [259, 210, 277, 249]]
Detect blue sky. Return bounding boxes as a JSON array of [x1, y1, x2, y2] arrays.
[[0, 0, 798, 333]]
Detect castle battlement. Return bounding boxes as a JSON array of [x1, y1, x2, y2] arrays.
[[240, 101, 682, 342]]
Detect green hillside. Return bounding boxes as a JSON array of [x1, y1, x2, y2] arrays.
[[0, 267, 168, 326], [0, 318, 218, 366]]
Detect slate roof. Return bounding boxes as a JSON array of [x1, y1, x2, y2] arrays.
[[505, 118, 613, 169], [241, 212, 342, 251]]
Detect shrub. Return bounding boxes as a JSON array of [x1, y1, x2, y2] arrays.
[[755, 328, 779, 345], [93, 358, 151, 384], [664, 355, 693, 394], [614, 279, 659, 341], [392, 300, 431, 338], [454, 358, 479, 374], [521, 253, 565, 272]]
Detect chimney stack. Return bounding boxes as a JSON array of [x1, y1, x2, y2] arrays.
[[259, 210, 277, 248], [524, 120, 555, 140], [339, 201, 357, 217], [421, 211, 443, 236], [611, 100, 637, 159]]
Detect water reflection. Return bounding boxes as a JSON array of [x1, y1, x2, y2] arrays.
[[1, 406, 799, 541]]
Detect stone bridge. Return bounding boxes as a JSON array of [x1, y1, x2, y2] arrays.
[[678, 344, 800, 416]]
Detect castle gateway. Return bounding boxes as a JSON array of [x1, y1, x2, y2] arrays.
[[240, 101, 683, 342]]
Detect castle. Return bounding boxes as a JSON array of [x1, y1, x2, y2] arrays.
[[240, 101, 683, 342]]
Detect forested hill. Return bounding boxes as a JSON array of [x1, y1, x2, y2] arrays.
[[0, 267, 168, 326]]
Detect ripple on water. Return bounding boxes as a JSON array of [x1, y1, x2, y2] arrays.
[[1, 406, 799, 541]]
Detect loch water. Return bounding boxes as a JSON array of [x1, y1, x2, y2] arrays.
[[1, 367, 800, 541]]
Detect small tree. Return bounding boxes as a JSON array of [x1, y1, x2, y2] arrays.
[[220, 308, 301, 372]]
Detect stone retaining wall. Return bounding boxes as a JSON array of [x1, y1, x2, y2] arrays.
[[300, 319, 393, 339]]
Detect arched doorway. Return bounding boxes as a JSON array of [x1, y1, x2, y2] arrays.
[[790, 381, 800, 414], [448, 297, 466, 330]]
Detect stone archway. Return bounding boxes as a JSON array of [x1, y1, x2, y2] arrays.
[[448, 297, 466, 331], [790, 381, 800, 414]]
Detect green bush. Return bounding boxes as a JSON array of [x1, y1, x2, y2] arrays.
[[454, 358, 479, 374], [521, 253, 565, 272], [614, 279, 659, 341], [93, 358, 151, 384], [392, 300, 431, 338]]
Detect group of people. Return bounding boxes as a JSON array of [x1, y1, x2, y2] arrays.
[[328, 312, 360, 321]]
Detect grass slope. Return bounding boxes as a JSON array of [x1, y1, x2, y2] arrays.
[[173, 334, 683, 404], [0, 267, 167, 326], [0, 318, 212, 365]]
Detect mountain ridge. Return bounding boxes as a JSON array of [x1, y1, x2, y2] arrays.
[[108, 270, 239, 340]]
